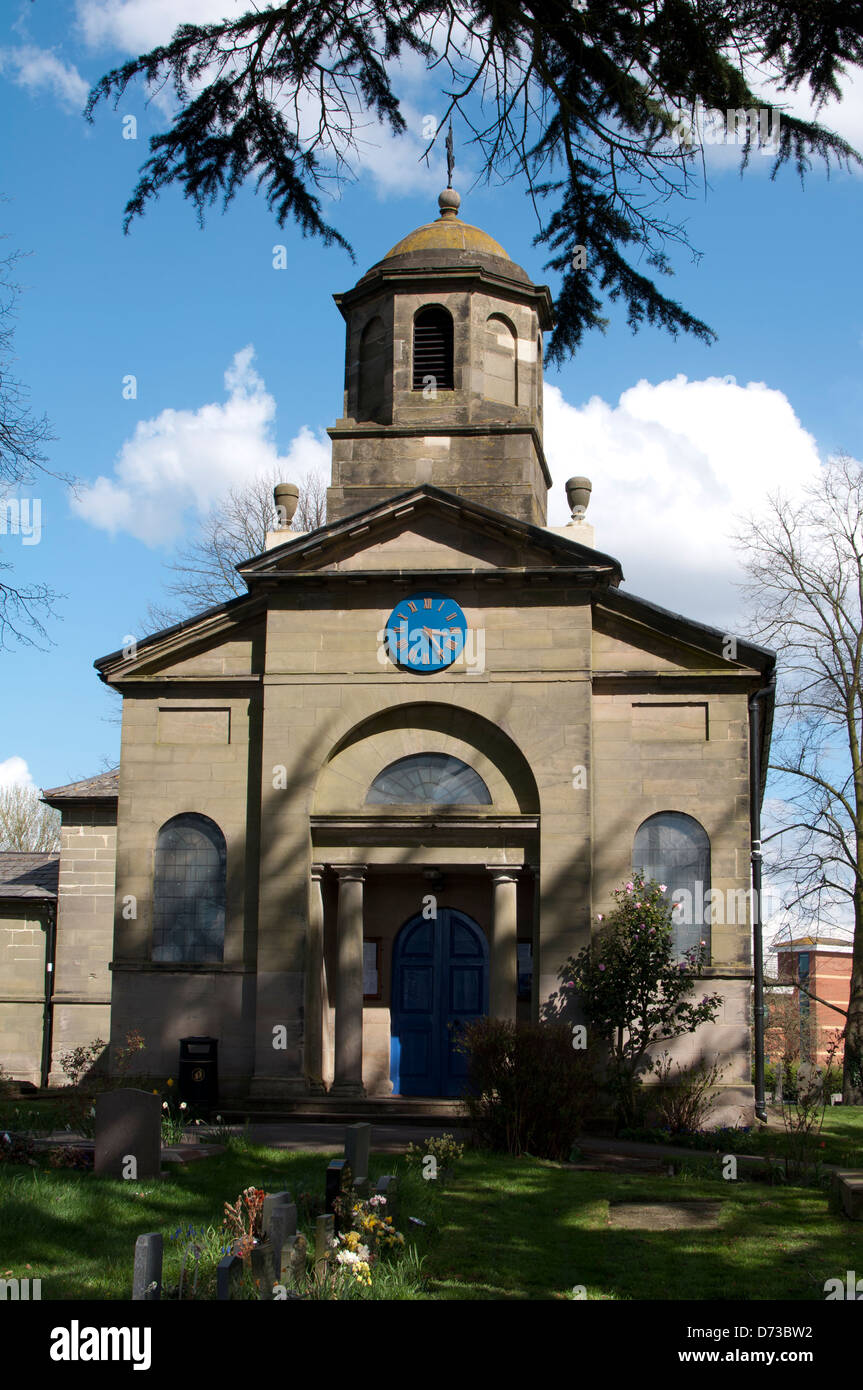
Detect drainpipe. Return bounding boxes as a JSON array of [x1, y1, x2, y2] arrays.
[[749, 681, 774, 1124], [40, 902, 57, 1090]]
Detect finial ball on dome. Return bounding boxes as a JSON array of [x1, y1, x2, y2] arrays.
[[438, 187, 461, 218]]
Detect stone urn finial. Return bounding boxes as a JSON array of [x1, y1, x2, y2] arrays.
[[273, 482, 300, 530], [565, 476, 592, 522]]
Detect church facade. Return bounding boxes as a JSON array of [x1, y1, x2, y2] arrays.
[[10, 189, 775, 1118]]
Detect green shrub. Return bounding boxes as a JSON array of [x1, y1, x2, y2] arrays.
[[457, 1018, 599, 1160], [650, 1051, 727, 1134], [563, 875, 723, 1129]]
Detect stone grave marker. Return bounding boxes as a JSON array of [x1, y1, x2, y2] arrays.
[[132, 1233, 163, 1301], [94, 1089, 161, 1180], [217, 1253, 244, 1300], [315, 1214, 335, 1278], [279, 1233, 308, 1292], [326, 1158, 351, 1231], [344, 1123, 371, 1185]]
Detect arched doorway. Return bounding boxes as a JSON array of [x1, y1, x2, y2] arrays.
[[390, 908, 488, 1097]]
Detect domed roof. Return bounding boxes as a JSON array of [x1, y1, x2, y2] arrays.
[[360, 187, 530, 286], [383, 218, 510, 262]]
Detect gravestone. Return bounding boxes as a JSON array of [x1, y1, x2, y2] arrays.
[[279, 1233, 308, 1291], [344, 1123, 371, 1185], [261, 1190, 297, 1287], [132, 1233, 162, 1300], [94, 1089, 161, 1180], [250, 1243, 279, 1301], [216, 1253, 244, 1300], [326, 1158, 351, 1232], [315, 1214, 335, 1277]]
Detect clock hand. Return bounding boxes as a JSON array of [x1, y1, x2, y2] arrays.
[[423, 626, 444, 657]]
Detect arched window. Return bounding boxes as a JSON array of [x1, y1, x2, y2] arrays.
[[484, 313, 517, 405], [412, 306, 454, 391], [357, 314, 386, 422], [632, 812, 711, 958], [152, 813, 226, 963], [366, 753, 491, 805]]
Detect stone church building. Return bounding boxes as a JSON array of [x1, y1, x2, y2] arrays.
[[2, 188, 774, 1119]]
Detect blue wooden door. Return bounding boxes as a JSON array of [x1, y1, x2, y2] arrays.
[[390, 908, 488, 1097]]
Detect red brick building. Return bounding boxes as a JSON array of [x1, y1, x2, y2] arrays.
[[770, 935, 852, 1066]]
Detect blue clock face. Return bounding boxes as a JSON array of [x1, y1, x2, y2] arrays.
[[384, 591, 467, 672]]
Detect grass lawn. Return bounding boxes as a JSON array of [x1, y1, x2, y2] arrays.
[[422, 1153, 863, 1299], [2, 1142, 861, 1301], [746, 1106, 863, 1168]]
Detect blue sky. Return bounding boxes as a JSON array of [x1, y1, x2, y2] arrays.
[[1, 0, 862, 797]]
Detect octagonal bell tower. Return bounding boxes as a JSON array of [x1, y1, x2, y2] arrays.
[[326, 188, 555, 526]]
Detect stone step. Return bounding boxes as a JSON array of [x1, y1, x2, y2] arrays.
[[219, 1098, 465, 1125], [835, 1170, 863, 1220]]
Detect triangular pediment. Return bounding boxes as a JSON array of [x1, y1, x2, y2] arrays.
[[593, 589, 773, 677], [95, 595, 267, 684], [237, 485, 623, 580]]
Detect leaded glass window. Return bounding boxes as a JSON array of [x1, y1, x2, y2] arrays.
[[632, 811, 711, 959], [366, 753, 492, 805], [152, 813, 226, 963]]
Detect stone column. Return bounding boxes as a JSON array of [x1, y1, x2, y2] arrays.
[[331, 866, 366, 1096], [489, 867, 519, 1022], [305, 865, 326, 1094]]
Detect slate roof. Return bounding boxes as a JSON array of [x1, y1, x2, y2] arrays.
[[0, 852, 59, 900], [41, 768, 119, 805]]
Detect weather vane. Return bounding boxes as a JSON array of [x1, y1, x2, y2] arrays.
[[445, 120, 455, 189]]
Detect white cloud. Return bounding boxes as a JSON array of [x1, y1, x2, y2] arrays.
[[0, 756, 34, 790], [0, 45, 88, 110], [72, 346, 329, 546], [543, 374, 826, 628], [76, 0, 240, 53]]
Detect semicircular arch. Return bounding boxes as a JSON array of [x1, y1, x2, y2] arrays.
[[314, 702, 539, 815]]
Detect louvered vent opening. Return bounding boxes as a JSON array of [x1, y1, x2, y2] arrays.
[[412, 307, 454, 391]]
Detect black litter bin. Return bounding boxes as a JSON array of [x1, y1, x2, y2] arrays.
[[178, 1036, 218, 1108]]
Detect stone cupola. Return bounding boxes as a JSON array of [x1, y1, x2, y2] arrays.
[[326, 188, 555, 526]]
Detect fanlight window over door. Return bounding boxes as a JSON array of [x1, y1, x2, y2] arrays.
[[152, 812, 226, 963], [366, 753, 491, 805], [632, 811, 711, 959]]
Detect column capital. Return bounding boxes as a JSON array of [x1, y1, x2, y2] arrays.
[[332, 864, 368, 882], [310, 863, 327, 882], [487, 865, 521, 883]]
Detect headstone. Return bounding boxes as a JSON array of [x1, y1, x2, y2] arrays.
[[267, 1202, 298, 1265], [326, 1158, 351, 1231], [216, 1253, 244, 1300], [250, 1242, 278, 1300], [315, 1214, 335, 1277], [344, 1122, 371, 1184], [261, 1191, 296, 1255], [94, 1089, 161, 1180], [132, 1232, 162, 1301], [279, 1232, 308, 1290], [831, 1092, 843, 1106]]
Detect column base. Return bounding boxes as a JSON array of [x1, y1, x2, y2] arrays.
[[329, 1080, 366, 1098]]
